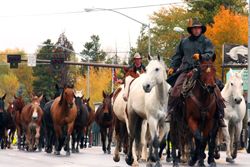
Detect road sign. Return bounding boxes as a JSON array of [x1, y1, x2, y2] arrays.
[[226, 69, 248, 90], [27, 54, 36, 67]]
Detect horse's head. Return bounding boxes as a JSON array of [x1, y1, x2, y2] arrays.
[[102, 91, 113, 116], [225, 69, 244, 104], [31, 94, 43, 106], [143, 55, 168, 93], [198, 59, 216, 93], [30, 102, 43, 121], [13, 95, 25, 112], [60, 87, 75, 109], [0, 94, 6, 113], [123, 75, 136, 101], [74, 90, 84, 114], [7, 102, 15, 117]]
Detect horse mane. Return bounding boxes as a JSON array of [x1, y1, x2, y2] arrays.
[[59, 89, 64, 106]]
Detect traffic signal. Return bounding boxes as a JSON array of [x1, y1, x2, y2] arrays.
[[7, 54, 21, 69], [51, 53, 65, 71]]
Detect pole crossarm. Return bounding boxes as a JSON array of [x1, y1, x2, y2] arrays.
[[21, 59, 128, 68]]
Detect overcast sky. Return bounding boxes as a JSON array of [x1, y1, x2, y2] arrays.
[[0, 0, 183, 60]]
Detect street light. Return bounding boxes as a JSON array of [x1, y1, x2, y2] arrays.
[[85, 7, 151, 56]]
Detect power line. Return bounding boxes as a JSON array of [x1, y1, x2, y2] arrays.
[[0, 2, 185, 18]]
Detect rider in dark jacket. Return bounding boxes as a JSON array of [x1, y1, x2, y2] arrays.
[[167, 18, 226, 127]]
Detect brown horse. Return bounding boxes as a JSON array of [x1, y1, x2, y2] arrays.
[[21, 95, 43, 151], [95, 91, 114, 154], [51, 86, 77, 156], [185, 59, 218, 167], [81, 97, 95, 148], [12, 95, 25, 149]]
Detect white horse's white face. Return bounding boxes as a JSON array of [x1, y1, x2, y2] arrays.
[[143, 58, 167, 93], [74, 90, 83, 98], [226, 69, 244, 104]]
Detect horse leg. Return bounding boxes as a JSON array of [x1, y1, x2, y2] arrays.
[[125, 111, 138, 166], [107, 126, 113, 154], [65, 122, 74, 156], [54, 125, 62, 155], [88, 125, 93, 148], [100, 127, 106, 153], [113, 117, 121, 162], [148, 116, 161, 167], [232, 122, 243, 159], [76, 130, 81, 153], [17, 126, 21, 150], [197, 138, 207, 167], [84, 127, 88, 148], [71, 130, 76, 153]]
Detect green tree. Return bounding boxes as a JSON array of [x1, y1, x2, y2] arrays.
[[136, 7, 197, 65], [32, 39, 57, 98], [81, 35, 107, 62], [185, 0, 248, 24]]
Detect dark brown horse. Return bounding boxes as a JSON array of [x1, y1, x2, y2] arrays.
[[81, 97, 95, 148], [6, 102, 17, 148], [21, 95, 43, 151], [12, 95, 25, 149], [187, 59, 218, 167], [95, 91, 114, 154], [51, 86, 77, 156]]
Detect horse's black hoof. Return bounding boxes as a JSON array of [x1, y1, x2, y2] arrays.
[[125, 156, 134, 166], [107, 149, 111, 154], [54, 151, 60, 155], [113, 155, 120, 162], [146, 163, 153, 167], [173, 162, 179, 167], [226, 157, 234, 163], [166, 157, 172, 162], [80, 143, 84, 149], [210, 162, 216, 167], [214, 152, 220, 159], [188, 158, 197, 166], [66, 151, 70, 156], [76, 148, 79, 153], [88, 145, 92, 148], [72, 149, 76, 153], [198, 161, 206, 167], [231, 153, 237, 159], [154, 161, 162, 167], [149, 155, 157, 162]]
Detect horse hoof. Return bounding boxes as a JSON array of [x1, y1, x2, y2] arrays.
[[54, 151, 60, 155], [226, 157, 234, 163], [214, 153, 220, 159], [146, 163, 153, 167], [113, 155, 120, 162], [173, 162, 179, 167], [231, 154, 237, 159], [188, 159, 197, 166], [107, 150, 111, 154], [166, 157, 172, 162], [198, 161, 206, 167], [76, 149, 79, 153], [149, 155, 157, 162], [210, 162, 216, 167], [72, 149, 76, 153], [125, 156, 134, 166], [154, 161, 162, 167], [88, 145, 92, 148], [66, 152, 70, 156]]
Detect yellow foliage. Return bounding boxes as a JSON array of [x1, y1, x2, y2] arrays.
[[205, 6, 248, 77], [0, 73, 19, 103], [75, 67, 112, 108]]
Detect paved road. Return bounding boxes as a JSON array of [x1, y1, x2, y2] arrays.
[[0, 147, 249, 167]]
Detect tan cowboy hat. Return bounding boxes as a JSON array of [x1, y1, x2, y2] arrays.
[[187, 18, 206, 34], [133, 52, 142, 59]]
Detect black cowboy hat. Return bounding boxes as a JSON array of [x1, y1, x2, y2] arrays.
[[187, 18, 206, 34]]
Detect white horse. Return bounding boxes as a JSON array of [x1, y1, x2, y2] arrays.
[[221, 68, 246, 163], [124, 55, 170, 167], [113, 84, 149, 166]]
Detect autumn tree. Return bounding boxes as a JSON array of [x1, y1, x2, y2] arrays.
[[0, 73, 19, 103], [185, 0, 248, 24], [205, 7, 248, 76], [75, 67, 112, 108]]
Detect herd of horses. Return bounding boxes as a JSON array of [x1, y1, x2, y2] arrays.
[[0, 55, 248, 167]]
